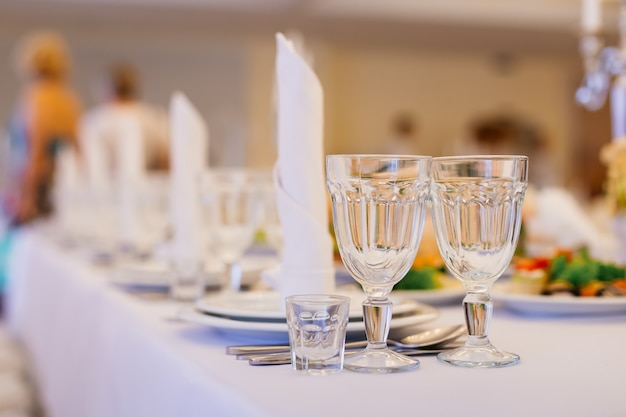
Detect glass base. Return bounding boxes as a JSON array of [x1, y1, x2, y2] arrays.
[[344, 348, 420, 374], [437, 342, 520, 368]]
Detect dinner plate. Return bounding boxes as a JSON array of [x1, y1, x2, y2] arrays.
[[177, 300, 438, 341], [111, 254, 278, 288], [195, 289, 420, 320], [493, 283, 626, 316]]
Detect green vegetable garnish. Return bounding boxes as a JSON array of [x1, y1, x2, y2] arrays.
[[549, 248, 625, 289], [394, 267, 441, 290], [556, 258, 598, 289], [549, 255, 568, 281], [597, 262, 626, 282]]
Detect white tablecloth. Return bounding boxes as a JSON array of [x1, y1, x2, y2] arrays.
[[5, 228, 626, 417]]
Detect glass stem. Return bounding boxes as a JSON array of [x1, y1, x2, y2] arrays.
[[463, 292, 492, 347], [224, 262, 242, 291], [362, 298, 392, 350]]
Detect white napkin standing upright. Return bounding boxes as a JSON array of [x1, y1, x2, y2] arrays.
[[169, 92, 208, 265], [273, 33, 335, 300]]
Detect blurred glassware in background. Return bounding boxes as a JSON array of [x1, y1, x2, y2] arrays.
[[170, 257, 205, 301], [139, 173, 170, 249], [202, 168, 264, 291], [258, 170, 283, 255], [114, 117, 147, 255], [51, 156, 169, 261], [52, 146, 89, 245]]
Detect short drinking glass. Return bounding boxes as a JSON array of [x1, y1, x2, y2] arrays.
[[285, 294, 350, 375], [430, 155, 528, 368], [326, 154, 432, 373]]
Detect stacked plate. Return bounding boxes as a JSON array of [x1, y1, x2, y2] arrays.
[[177, 289, 439, 342]]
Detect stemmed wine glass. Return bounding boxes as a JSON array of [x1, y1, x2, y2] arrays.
[[326, 154, 432, 373], [203, 168, 263, 292], [430, 155, 528, 368], [258, 171, 284, 255]]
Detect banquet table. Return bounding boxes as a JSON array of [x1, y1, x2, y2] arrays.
[[5, 226, 626, 417]]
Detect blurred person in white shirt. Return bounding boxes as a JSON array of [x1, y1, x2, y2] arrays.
[[80, 63, 169, 176]]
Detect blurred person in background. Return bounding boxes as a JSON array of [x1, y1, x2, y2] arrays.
[[461, 114, 555, 189], [0, 31, 80, 308], [81, 62, 169, 175], [2, 31, 82, 226]]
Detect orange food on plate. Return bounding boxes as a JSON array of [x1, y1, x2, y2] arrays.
[[515, 257, 550, 271], [580, 281, 607, 297], [612, 279, 626, 292], [510, 249, 626, 297]]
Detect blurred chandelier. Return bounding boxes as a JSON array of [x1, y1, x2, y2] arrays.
[[577, 0, 626, 140]]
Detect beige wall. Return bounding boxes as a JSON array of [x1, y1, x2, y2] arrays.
[[0, 23, 587, 190], [243, 38, 584, 190], [316, 44, 580, 186]]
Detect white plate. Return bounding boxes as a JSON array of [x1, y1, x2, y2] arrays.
[[195, 289, 419, 320], [177, 301, 438, 341], [493, 283, 626, 316], [111, 254, 278, 288]]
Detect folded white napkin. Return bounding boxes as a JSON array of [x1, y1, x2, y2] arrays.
[[273, 33, 335, 298], [169, 92, 208, 264]]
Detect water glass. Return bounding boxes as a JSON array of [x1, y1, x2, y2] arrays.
[[202, 168, 263, 291], [169, 259, 205, 301], [258, 172, 283, 254], [326, 154, 431, 374], [285, 294, 350, 375], [430, 155, 528, 368]]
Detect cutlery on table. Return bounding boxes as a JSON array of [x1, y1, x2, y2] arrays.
[[247, 343, 465, 366], [226, 324, 466, 356]]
